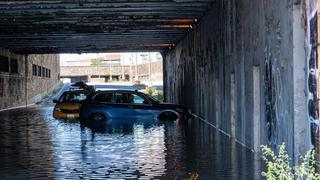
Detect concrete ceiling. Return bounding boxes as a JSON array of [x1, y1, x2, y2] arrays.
[[0, 0, 214, 54]]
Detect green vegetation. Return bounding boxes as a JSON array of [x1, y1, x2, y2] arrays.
[[43, 94, 50, 99], [143, 86, 164, 102], [90, 57, 104, 65], [261, 143, 320, 180]]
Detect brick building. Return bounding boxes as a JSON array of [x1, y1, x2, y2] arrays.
[[0, 49, 60, 109]]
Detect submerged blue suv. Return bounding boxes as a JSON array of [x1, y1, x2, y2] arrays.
[[79, 90, 192, 122]]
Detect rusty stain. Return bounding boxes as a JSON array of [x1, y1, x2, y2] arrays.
[[159, 19, 195, 23], [159, 25, 193, 29], [148, 44, 175, 47]]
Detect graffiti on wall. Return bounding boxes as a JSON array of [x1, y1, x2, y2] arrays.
[[265, 56, 277, 145], [305, 0, 319, 147]]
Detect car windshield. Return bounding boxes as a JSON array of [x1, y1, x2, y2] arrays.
[[58, 92, 87, 103]]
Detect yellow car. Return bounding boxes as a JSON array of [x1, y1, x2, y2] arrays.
[[53, 90, 88, 120]]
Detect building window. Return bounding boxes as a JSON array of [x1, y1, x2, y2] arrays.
[[33, 64, 51, 78], [32, 64, 37, 76], [37, 65, 42, 76], [10, 58, 18, 73], [42, 67, 46, 77], [46, 69, 49, 78], [0, 56, 9, 72]]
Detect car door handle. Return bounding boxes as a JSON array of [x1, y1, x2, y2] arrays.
[[128, 105, 133, 109]]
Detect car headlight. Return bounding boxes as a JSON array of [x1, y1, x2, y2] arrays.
[[54, 107, 61, 112]]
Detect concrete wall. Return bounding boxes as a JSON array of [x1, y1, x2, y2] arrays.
[[164, 0, 308, 161], [0, 49, 60, 109]]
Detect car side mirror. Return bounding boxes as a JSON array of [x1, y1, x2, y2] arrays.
[[53, 99, 58, 103], [143, 100, 150, 105]]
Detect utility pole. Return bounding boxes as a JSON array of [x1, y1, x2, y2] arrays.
[[130, 56, 133, 83], [109, 62, 112, 81], [98, 57, 101, 80], [121, 53, 125, 80], [148, 52, 151, 86], [135, 53, 138, 81]]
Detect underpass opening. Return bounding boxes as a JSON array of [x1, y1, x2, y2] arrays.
[[59, 52, 164, 100]]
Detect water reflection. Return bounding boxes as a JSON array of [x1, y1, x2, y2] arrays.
[[0, 105, 262, 179], [0, 107, 55, 179], [50, 116, 170, 179]]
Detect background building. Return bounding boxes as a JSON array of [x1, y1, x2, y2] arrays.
[[60, 52, 163, 86]]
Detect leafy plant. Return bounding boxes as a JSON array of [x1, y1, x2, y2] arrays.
[[143, 86, 164, 102], [145, 86, 157, 96], [156, 91, 164, 102], [261, 143, 320, 180], [90, 57, 103, 65]]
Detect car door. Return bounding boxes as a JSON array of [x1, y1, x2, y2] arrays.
[[92, 92, 132, 120], [125, 92, 160, 120]]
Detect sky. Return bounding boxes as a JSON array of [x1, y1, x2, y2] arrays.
[[60, 53, 109, 61], [60, 52, 162, 66]]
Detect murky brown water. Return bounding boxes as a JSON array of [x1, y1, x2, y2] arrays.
[[0, 104, 262, 179]]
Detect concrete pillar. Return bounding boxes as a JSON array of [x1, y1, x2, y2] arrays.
[[230, 73, 236, 138], [293, 3, 310, 164], [162, 52, 167, 102], [24, 54, 28, 107], [253, 66, 261, 152]]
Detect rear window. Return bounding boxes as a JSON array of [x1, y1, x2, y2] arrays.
[[59, 92, 87, 103], [93, 93, 113, 103]]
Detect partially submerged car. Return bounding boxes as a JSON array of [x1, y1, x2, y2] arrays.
[[79, 90, 192, 122], [53, 82, 95, 120], [53, 90, 89, 120]]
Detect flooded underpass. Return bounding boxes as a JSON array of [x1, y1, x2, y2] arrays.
[[0, 104, 263, 179]]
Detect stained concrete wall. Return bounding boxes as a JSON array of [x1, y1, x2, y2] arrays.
[[0, 49, 60, 109], [164, 0, 308, 161]]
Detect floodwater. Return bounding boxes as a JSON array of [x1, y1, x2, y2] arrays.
[[0, 104, 262, 179]]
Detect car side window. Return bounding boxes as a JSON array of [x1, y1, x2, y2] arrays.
[[132, 94, 147, 104], [58, 92, 87, 103], [113, 93, 134, 104], [114, 93, 123, 103], [77, 93, 87, 101], [93, 93, 113, 103]]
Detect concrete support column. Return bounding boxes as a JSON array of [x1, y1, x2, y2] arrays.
[[253, 66, 261, 152], [162, 52, 167, 102], [24, 54, 28, 107], [293, 3, 310, 164]]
